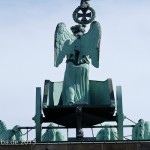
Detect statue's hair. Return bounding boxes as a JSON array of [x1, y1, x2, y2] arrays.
[[70, 24, 85, 35], [0, 120, 7, 135]]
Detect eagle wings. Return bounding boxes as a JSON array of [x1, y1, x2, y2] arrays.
[[54, 21, 101, 68]]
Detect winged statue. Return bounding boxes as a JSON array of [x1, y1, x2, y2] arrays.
[[54, 21, 101, 105]]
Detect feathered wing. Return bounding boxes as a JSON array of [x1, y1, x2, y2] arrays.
[[81, 21, 101, 68], [54, 23, 76, 67]]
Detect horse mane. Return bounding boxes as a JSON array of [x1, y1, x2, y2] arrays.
[[0, 120, 7, 135]]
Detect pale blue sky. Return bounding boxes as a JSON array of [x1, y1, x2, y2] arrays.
[[0, 0, 150, 138]]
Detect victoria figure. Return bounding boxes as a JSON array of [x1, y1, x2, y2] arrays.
[[54, 21, 101, 105]]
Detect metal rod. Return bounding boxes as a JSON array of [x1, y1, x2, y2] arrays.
[[27, 129, 28, 141], [67, 128, 69, 140], [18, 125, 135, 130], [125, 117, 136, 124], [91, 128, 94, 138]]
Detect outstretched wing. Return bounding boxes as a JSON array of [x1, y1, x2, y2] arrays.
[[80, 21, 101, 68], [54, 23, 76, 67]]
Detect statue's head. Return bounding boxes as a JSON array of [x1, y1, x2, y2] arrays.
[[71, 24, 85, 36], [12, 125, 21, 133]]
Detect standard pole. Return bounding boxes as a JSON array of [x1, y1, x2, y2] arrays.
[[35, 87, 42, 142], [116, 86, 124, 140]]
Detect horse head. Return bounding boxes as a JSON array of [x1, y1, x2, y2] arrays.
[[132, 119, 150, 140], [42, 123, 56, 141], [12, 125, 23, 142], [42, 123, 65, 142], [96, 124, 118, 141], [0, 120, 7, 135]]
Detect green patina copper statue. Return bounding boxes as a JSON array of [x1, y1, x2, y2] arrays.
[[35, 0, 124, 142], [0, 120, 23, 142], [132, 119, 150, 140], [96, 125, 118, 141], [54, 0, 101, 105], [42, 124, 65, 142]]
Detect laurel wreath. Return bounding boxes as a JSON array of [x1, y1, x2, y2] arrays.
[[73, 6, 96, 25]]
